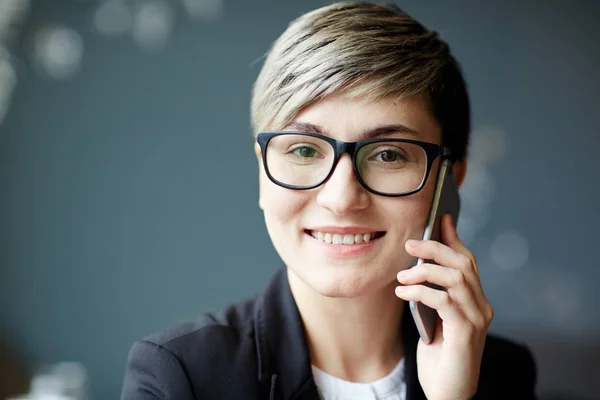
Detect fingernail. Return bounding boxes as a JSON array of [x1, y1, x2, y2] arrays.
[[397, 269, 410, 278], [406, 239, 420, 247], [395, 286, 410, 298]]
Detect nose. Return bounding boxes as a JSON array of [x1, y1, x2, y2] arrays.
[[316, 154, 370, 215]]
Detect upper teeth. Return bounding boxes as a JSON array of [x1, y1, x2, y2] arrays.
[[311, 231, 373, 245]]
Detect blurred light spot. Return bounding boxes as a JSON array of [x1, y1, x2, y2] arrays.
[[33, 26, 84, 79], [132, 0, 174, 53], [490, 230, 529, 270], [0, 102, 9, 126], [0, 0, 30, 14], [456, 210, 489, 245], [0, 51, 17, 98], [456, 214, 477, 245], [539, 278, 582, 327], [469, 126, 507, 167], [459, 167, 495, 208], [0, 0, 30, 41], [50, 362, 87, 396], [181, 0, 224, 21], [456, 125, 509, 245], [0, 51, 17, 125], [94, 0, 133, 37], [26, 362, 88, 398]]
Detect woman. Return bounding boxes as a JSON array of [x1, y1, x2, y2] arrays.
[[121, 2, 537, 399]]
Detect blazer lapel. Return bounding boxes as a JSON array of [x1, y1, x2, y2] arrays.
[[254, 268, 318, 399]]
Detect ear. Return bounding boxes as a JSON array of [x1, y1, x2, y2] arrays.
[[254, 142, 262, 162], [254, 143, 264, 210], [452, 157, 467, 188]]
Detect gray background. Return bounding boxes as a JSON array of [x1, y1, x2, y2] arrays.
[[1, 1, 599, 399]]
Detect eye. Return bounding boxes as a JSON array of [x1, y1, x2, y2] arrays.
[[373, 149, 405, 163], [291, 146, 319, 158]]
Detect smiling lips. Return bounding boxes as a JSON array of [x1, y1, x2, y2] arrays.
[[306, 229, 386, 245]]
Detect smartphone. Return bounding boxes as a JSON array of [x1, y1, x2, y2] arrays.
[[408, 158, 460, 344]]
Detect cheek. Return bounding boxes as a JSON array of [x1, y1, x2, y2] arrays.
[[259, 168, 309, 228], [383, 174, 437, 237]]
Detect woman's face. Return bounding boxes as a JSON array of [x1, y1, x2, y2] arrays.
[[256, 94, 452, 298]]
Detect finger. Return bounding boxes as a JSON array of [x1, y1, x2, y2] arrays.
[[395, 284, 468, 328], [397, 265, 492, 329], [438, 214, 492, 310], [405, 237, 476, 278], [397, 263, 462, 287], [448, 282, 493, 330], [404, 216, 490, 312], [404, 240, 482, 305], [440, 213, 479, 276]]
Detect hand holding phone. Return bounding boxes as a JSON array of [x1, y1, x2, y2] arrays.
[[395, 159, 494, 400], [408, 159, 460, 344]]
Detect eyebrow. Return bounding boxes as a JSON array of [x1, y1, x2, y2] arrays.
[[283, 121, 419, 140]]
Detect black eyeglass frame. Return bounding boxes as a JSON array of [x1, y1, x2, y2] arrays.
[[256, 131, 452, 197]]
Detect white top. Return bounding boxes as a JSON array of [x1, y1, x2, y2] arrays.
[[311, 358, 407, 400]]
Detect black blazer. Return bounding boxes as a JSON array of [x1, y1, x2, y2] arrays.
[[121, 268, 537, 399]]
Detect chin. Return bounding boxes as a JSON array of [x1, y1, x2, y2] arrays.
[[290, 261, 396, 298]]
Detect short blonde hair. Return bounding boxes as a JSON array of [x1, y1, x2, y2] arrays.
[[250, 1, 470, 160]]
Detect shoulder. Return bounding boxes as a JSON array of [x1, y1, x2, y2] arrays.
[[121, 296, 262, 399], [481, 334, 537, 377], [144, 295, 257, 354], [476, 333, 537, 399]]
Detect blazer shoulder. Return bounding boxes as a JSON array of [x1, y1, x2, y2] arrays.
[[122, 296, 262, 399], [483, 334, 536, 367], [476, 334, 538, 399], [122, 339, 196, 399], [142, 294, 259, 359]]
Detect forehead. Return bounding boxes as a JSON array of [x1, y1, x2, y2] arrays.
[[288, 94, 441, 143]]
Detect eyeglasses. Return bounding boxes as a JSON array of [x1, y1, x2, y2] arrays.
[[256, 132, 451, 197]]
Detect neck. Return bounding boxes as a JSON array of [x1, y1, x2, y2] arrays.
[[288, 269, 405, 383]]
